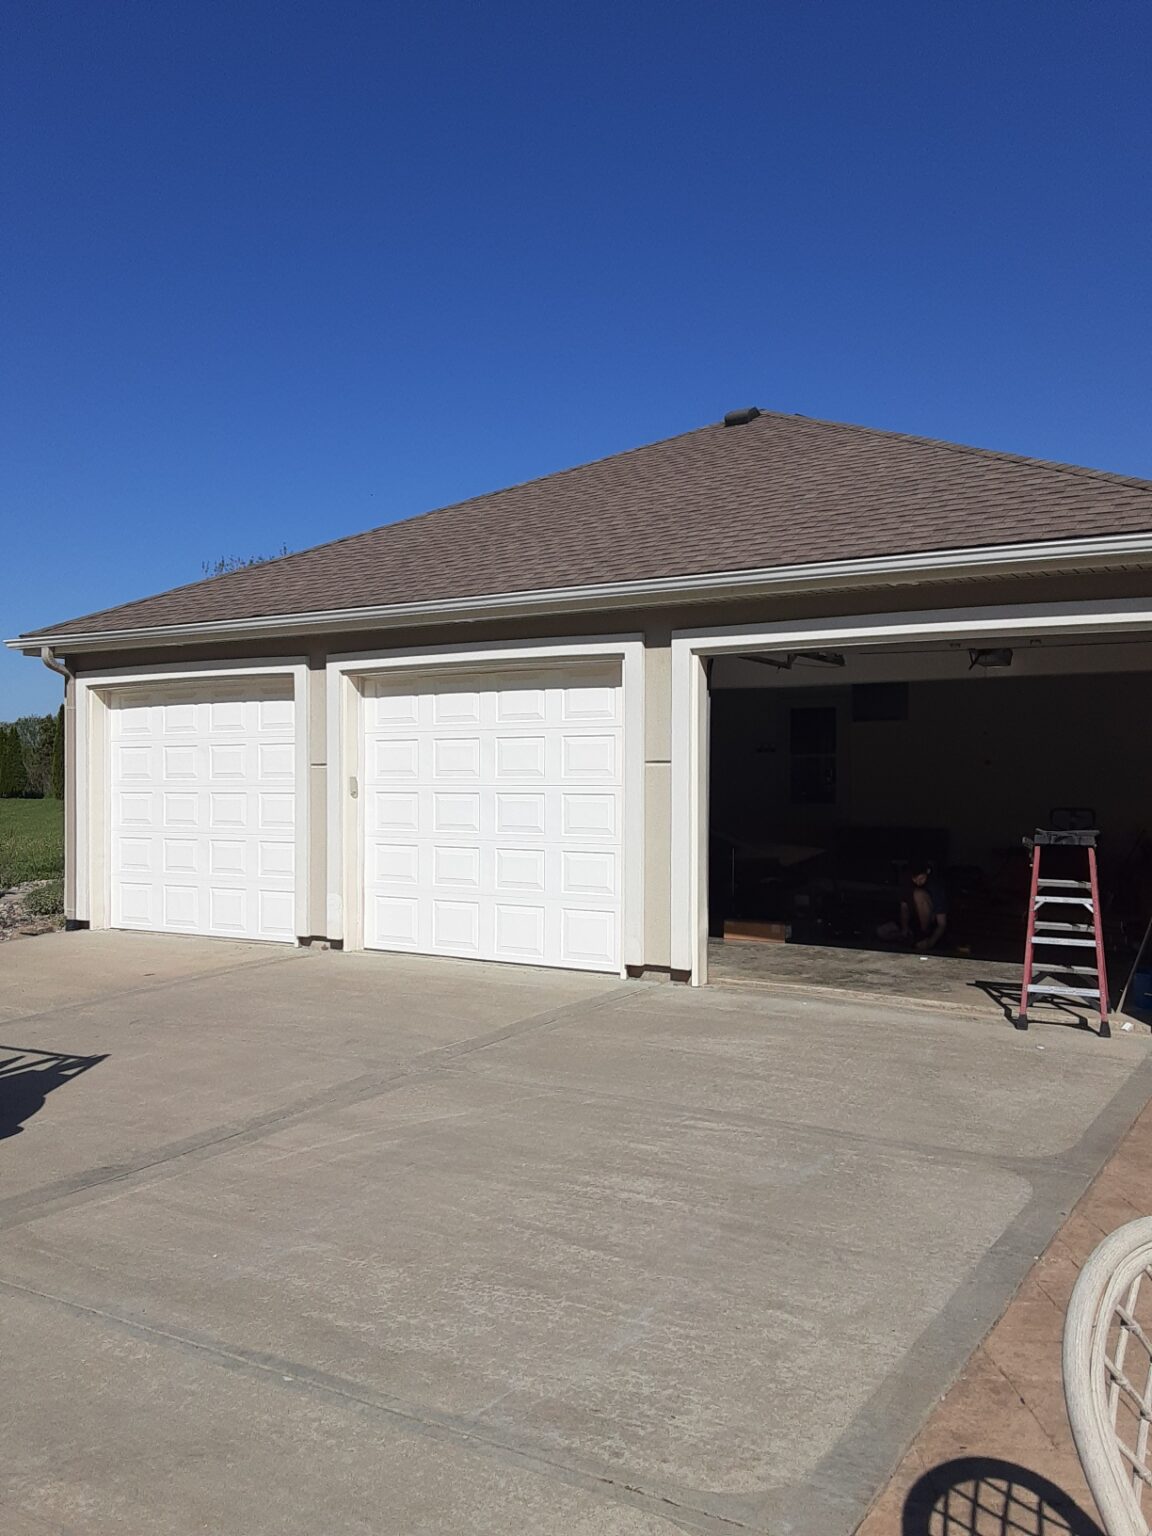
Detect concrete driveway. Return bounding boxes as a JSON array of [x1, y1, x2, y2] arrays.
[[0, 932, 1148, 1536]]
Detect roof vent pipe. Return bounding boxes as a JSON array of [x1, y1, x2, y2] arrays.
[[723, 407, 762, 427]]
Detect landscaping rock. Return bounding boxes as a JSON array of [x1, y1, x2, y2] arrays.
[[0, 881, 65, 942]]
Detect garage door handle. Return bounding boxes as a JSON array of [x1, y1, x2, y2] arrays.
[[349, 776, 358, 799]]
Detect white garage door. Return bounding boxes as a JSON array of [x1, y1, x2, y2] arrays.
[[109, 679, 297, 942], [362, 665, 623, 972]]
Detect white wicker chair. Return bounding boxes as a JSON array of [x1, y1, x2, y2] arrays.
[[1063, 1217, 1152, 1536]]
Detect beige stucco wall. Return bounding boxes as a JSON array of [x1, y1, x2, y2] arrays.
[[59, 564, 1152, 966]]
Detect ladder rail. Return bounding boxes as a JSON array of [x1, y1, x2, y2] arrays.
[[1088, 844, 1110, 1029], [1018, 831, 1109, 1037], [1019, 841, 1042, 1028]]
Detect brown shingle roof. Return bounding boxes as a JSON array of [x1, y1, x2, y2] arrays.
[[22, 411, 1152, 639]]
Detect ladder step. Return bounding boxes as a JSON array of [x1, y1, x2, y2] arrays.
[[1027, 984, 1102, 998], [1023, 841, 1107, 1016], [1033, 964, 1100, 976]]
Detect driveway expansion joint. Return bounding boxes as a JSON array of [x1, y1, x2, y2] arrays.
[[0, 1273, 764, 1536]]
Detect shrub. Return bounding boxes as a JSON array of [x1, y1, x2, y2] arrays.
[[1, 725, 30, 796], [23, 879, 64, 916], [51, 707, 64, 800]]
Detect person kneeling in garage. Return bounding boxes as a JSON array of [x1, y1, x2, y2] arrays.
[[878, 860, 949, 953]]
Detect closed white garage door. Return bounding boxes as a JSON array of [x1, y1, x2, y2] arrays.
[[362, 665, 623, 972], [109, 680, 297, 942]]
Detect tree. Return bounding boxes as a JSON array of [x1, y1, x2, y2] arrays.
[[201, 544, 291, 578], [51, 707, 65, 800], [0, 725, 29, 798], [34, 713, 56, 795], [14, 714, 55, 797]]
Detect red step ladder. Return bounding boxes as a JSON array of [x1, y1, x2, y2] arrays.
[[1019, 829, 1109, 1037]]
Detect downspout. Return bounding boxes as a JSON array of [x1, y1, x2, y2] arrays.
[[40, 645, 71, 682], [39, 646, 78, 926]]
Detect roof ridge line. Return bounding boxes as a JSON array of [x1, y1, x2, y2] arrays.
[[74, 419, 724, 623], [773, 411, 1152, 492]]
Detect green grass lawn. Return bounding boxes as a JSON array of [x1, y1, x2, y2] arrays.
[[0, 798, 65, 887]]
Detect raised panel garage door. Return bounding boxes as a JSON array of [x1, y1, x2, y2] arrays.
[[109, 680, 297, 942], [362, 666, 623, 972]]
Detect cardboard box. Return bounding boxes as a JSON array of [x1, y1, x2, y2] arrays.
[[723, 920, 791, 944]]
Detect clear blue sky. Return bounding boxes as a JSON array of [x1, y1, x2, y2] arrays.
[[3, 0, 1150, 716]]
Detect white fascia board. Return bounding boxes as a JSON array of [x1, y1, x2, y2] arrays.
[[9, 530, 1152, 654]]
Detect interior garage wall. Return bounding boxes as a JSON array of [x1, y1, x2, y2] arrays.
[[847, 672, 1151, 868], [711, 672, 1152, 874], [709, 685, 848, 852]]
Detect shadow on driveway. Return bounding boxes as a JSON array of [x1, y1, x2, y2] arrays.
[[0, 1047, 107, 1142]]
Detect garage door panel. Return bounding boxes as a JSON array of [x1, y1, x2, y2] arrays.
[[161, 701, 198, 733], [209, 744, 247, 779], [257, 841, 294, 878], [493, 793, 545, 838], [561, 907, 618, 968], [162, 885, 199, 929], [115, 744, 154, 781], [431, 899, 480, 954], [210, 840, 247, 876], [561, 733, 617, 780], [372, 894, 420, 947], [432, 690, 482, 727], [493, 846, 545, 892], [258, 793, 294, 831], [208, 887, 247, 934], [164, 792, 201, 828], [162, 745, 200, 779], [258, 890, 295, 939], [560, 683, 617, 723], [373, 738, 420, 779], [495, 687, 546, 724], [560, 848, 617, 898], [115, 882, 153, 926], [208, 792, 246, 829], [493, 903, 546, 962], [560, 792, 617, 840], [432, 844, 481, 887], [432, 791, 482, 835], [258, 697, 294, 731], [116, 837, 152, 875], [161, 839, 199, 875], [117, 793, 154, 828], [363, 666, 623, 973], [109, 680, 296, 944], [494, 735, 546, 780]]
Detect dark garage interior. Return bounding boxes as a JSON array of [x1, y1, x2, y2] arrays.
[[706, 638, 1152, 1023]]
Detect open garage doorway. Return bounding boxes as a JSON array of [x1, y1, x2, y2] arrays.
[[706, 633, 1152, 1027]]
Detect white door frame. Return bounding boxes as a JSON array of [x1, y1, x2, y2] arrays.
[[326, 635, 645, 972], [671, 598, 1152, 984], [74, 657, 310, 937]]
